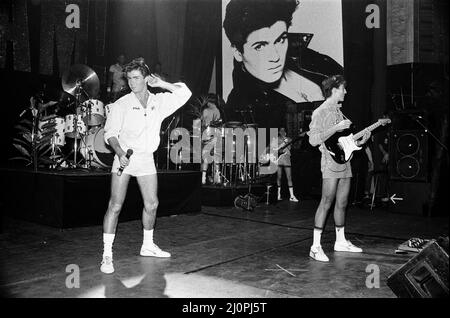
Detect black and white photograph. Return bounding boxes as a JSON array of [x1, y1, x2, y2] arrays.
[[0, 0, 448, 305]]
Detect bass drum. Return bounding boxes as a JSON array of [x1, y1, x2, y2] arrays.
[[81, 127, 115, 168]]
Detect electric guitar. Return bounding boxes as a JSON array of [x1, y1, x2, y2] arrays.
[[324, 118, 391, 164], [259, 132, 307, 165]]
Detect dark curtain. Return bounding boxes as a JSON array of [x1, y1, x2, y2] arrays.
[[182, 0, 221, 96], [105, 0, 158, 69], [26, 0, 40, 74], [342, 0, 375, 130], [342, 0, 376, 200]]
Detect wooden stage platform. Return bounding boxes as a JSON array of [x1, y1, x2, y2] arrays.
[[0, 168, 201, 228]]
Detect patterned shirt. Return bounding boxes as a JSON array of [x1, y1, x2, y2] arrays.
[[308, 99, 351, 175]]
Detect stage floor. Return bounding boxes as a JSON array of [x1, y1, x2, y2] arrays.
[[0, 199, 448, 299]]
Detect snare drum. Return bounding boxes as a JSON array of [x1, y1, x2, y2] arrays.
[[38, 117, 65, 146], [81, 99, 105, 126], [64, 114, 87, 138], [80, 127, 114, 168]]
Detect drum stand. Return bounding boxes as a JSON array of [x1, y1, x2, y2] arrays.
[[66, 82, 90, 169], [49, 139, 65, 169]]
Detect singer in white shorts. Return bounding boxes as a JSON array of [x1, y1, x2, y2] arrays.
[[100, 58, 192, 274]]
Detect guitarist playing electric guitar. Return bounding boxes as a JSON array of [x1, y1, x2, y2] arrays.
[[259, 128, 305, 202], [306, 75, 371, 263], [272, 127, 300, 202]]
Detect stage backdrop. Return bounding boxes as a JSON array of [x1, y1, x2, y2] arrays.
[[221, 0, 344, 103]]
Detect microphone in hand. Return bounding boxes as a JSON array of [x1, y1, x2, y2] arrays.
[[117, 149, 133, 176]]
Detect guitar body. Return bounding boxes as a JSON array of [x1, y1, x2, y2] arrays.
[[258, 132, 306, 166], [324, 118, 391, 164], [324, 128, 361, 164]]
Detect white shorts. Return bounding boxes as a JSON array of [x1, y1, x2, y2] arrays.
[[111, 153, 157, 176]]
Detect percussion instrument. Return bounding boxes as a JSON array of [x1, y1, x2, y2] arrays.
[[38, 116, 65, 146], [80, 127, 114, 168], [62, 64, 100, 101], [64, 114, 87, 138], [81, 99, 105, 126]]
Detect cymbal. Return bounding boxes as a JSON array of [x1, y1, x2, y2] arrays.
[[62, 64, 100, 100]]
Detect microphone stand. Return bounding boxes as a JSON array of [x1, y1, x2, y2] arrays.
[[411, 116, 448, 153]]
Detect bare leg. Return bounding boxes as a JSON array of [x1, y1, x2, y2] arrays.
[[314, 178, 339, 228], [137, 173, 171, 257], [333, 178, 351, 227], [136, 174, 159, 230], [277, 166, 283, 199], [310, 178, 338, 262], [285, 166, 293, 187], [332, 177, 362, 251], [103, 173, 131, 234], [201, 161, 208, 184], [285, 166, 298, 201]]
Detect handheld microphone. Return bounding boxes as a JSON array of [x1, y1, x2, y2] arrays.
[[117, 149, 133, 176]]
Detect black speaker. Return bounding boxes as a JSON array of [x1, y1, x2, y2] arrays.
[[387, 240, 449, 298], [389, 111, 429, 182]]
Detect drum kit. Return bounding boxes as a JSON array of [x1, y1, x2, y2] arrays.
[[201, 120, 260, 186], [36, 64, 114, 169]]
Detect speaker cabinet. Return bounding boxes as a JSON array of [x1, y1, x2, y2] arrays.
[[387, 240, 449, 298], [389, 111, 429, 182]]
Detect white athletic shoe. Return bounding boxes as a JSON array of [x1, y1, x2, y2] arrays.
[[289, 196, 299, 202], [309, 245, 329, 262], [334, 240, 363, 253], [100, 256, 114, 274], [140, 243, 171, 258]]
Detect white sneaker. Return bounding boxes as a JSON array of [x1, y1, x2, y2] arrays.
[[100, 256, 114, 274], [140, 243, 171, 258], [334, 240, 363, 253], [289, 196, 299, 202], [309, 245, 329, 262]]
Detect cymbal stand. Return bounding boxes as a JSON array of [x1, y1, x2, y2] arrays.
[[71, 81, 90, 168]]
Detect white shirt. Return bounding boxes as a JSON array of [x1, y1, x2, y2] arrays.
[[104, 83, 192, 156]]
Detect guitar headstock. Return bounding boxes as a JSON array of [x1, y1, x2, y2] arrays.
[[378, 118, 391, 126]]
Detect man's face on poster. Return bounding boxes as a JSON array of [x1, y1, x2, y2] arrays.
[[234, 21, 288, 84]]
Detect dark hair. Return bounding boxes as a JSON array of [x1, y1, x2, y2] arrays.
[[123, 57, 150, 77], [223, 0, 298, 52], [321, 75, 346, 99]]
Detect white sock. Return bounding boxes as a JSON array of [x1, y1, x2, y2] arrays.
[[313, 228, 322, 247], [202, 171, 206, 183], [277, 187, 281, 198], [103, 233, 115, 258], [335, 226, 346, 243], [143, 229, 154, 247], [289, 186, 295, 198]]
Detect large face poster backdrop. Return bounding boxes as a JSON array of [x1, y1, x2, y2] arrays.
[[221, 0, 344, 104]]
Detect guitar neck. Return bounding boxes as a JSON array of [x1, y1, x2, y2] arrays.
[[353, 122, 383, 140], [276, 133, 305, 151]]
